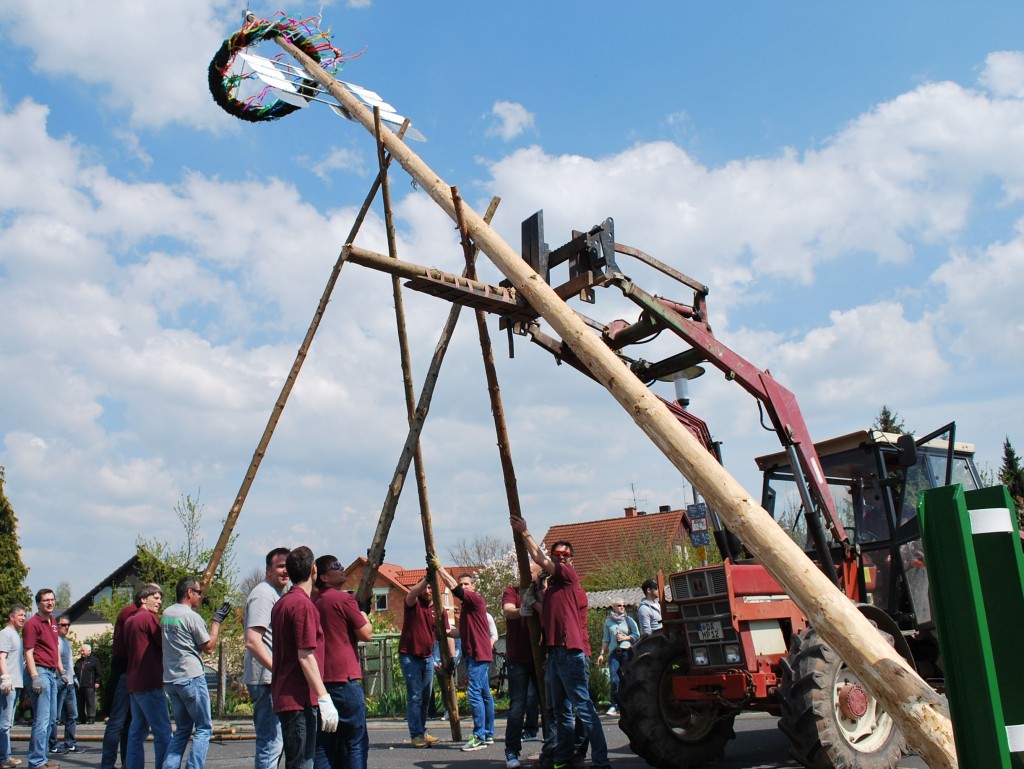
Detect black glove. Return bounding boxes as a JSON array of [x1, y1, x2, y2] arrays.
[[212, 601, 232, 624], [357, 596, 372, 614]]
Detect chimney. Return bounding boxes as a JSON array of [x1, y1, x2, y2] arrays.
[[624, 506, 637, 518], [659, 504, 671, 513]]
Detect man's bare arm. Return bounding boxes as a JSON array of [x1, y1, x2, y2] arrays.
[[297, 647, 328, 699], [510, 516, 554, 574], [245, 627, 274, 671]]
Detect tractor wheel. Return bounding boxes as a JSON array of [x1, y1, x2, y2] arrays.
[[778, 627, 907, 769], [617, 634, 736, 768]]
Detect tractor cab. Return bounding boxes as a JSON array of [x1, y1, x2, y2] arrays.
[[756, 423, 981, 634]]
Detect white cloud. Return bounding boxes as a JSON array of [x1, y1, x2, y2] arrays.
[[297, 146, 369, 181], [978, 51, 1024, 99], [486, 101, 536, 141]]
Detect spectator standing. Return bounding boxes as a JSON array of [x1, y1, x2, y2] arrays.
[[312, 555, 372, 769], [24, 589, 63, 769], [271, 546, 337, 769], [396, 575, 439, 748], [161, 578, 229, 769], [596, 602, 639, 716], [510, 516, 610, 769], [244, 548, 289, 769], [433, 563, 494, 752], [124, 584, 171, 769], [73, 645, 101, 724], [636, 580, 663, 638], [48, 619, 77, 754], [0, 603, 28, 769]]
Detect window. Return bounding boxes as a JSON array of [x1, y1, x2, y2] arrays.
[[373, 588, 389, 611]]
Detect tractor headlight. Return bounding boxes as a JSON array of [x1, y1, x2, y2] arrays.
[[723, 644, 741, 664], [692, 647, 709, 666]]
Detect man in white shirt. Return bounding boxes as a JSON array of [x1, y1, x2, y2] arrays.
[[0, 603, 27, 769]]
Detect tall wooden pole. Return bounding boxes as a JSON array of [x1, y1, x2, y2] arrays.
[[451, 188, 547, 715], [200, 128, 405, 592], [275, 37, 958, 768]]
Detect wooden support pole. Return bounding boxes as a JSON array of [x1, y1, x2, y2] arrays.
[[200, 126, 406, 592], [275, 37, 959, 769], [451, 187, 547, 717]]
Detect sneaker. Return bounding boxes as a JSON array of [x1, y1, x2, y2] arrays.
[[523, 730, 539, 741], [63, 747, 81, 754], [50, 747, 68, 756], [423, 733, 439, 744], [485, 736, 495, 744], [461, 736, 487, 752], [605, 706, 618, 716], [505, 753, 522, 769], [410, 736, 428, 748]]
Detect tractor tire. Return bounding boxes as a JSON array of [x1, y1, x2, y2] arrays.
[[778, 627, 907, 769], [617, 634, 736, 768]]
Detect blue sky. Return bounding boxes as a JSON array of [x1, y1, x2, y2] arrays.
[[2, 1, 1024, 599]]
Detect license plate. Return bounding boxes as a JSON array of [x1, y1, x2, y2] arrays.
[[697, 621, 723, 641]]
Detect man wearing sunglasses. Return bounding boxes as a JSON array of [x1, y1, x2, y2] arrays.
[[509, 516, 609, 769], [47, 619, 77, 755], [312, 555, 372, 769], [161, 578, 230, 769]]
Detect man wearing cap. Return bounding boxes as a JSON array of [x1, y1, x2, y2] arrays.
[[24, 589, 63, 769]]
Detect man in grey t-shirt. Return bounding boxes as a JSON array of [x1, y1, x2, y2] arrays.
[[161, 577, 229, 769], [244, 548, 289, 769], [1, 603, 28, 769]]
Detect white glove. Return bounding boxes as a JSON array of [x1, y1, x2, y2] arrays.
[[317, 694, 339, 733], [0, 674, 12, 695]]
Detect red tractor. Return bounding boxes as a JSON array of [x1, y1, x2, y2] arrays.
[[617, 426, 981, 769]]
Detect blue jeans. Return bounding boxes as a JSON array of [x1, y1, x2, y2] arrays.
[[29, 667, 58, 769], [248, 684, 283, 769], [127, 688, 171, 769], [101, 664, 131, 769], [50, 681, 77, 750], [164, 676, 212, 769], [608, 648, 633, 708], [313, 680, 368, 769], [503, 661, 538, 756], [0, 688, 15, 762], [546, 647, 608, 766], [465, 657, 494, 741], [278, 708, 316, 769], [398, 654, 432, 739]]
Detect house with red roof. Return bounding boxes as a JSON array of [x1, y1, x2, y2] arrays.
[[540, 505, 693, 587], [343, 557, 461, 631]]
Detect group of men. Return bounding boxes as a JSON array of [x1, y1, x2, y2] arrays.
[[3, 531, 667, 769], [240, 546, 373, 769], [0, 591, 105, 769]]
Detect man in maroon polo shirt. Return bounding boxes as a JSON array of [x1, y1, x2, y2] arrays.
[[271, 547, 337, 769], [123, 584, 171, 769], [396, 573, 440, 748], [433, 562, 494, 752], [23, 589, 62, 769], [100, 596, 141, 769], [510, 516, 609, 769], [312, 555, 372, 769]]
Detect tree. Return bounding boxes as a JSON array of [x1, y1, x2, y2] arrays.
[[999, 437, 1024, 525], [873, 405, 908, 434], [447, 535, 516, 635], [0, 467, 31, 610], [54, 580, 73, 608], [580, 528, 719, 592]]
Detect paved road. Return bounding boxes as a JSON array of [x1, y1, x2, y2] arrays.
[[11, 713, 928, 769]]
